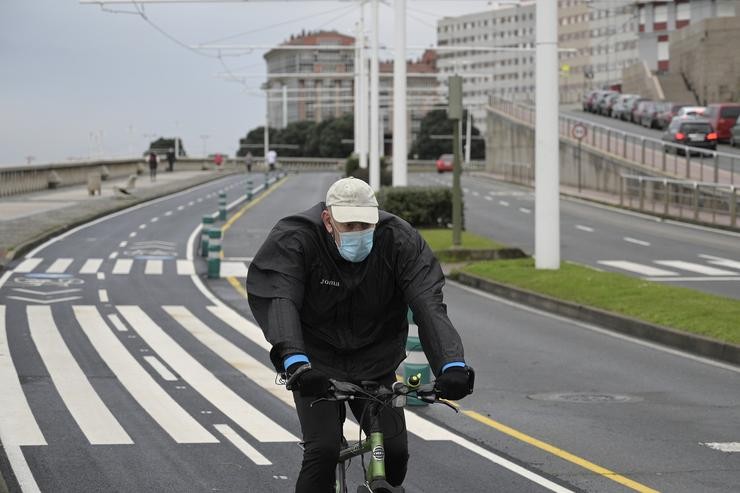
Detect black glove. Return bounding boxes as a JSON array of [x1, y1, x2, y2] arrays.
[[435, 367, 474, 401], [285, 362, 331, 397]]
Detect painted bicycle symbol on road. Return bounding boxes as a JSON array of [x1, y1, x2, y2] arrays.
[[13, 276, 85, 288]]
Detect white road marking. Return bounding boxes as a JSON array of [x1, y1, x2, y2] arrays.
[[129, 232, 137, 238], [646, 276, 740, 282], [164, 211, 173, 216], [74, 306, 217, 443], [188, 201, 195, 206], [112, 259, 133, 275], [485, 196, 492, 201], [46, 258, 73, 273], [99, 289, 109, 303], [597, 261, 677, 277], [0, 306, 47, 446], [97, 272, 105, 280], [150, 217, 159, 223], [27, 306, 131, 445], [472, 191, 480, 197], [220, 262, 249, 278], [215, 424, 272, 465], [120, 305, 297, 442], [12, 288, 80, 296], [623, 237, 650, 246], [519, 207, 531, 214], [405, 412, 572, 492], [176, 260, 195, 275], [5, 445, 41, 493], [654, 260, 737, 276], [139, 224, 147, 230], [118, 241, 128, 248], [108, 251, 118, 259], [702, 442, 740, 452], [575, 225, 594, 232], [462, 188, 469, 193], [699, 254, 740, 271], [14, 258, 43, 273], [143, 356, 178, 381], [206, 306, 271, 352], [7, 296, 82, 304], [499, 200, 510, 206], [177, 205, 185, 211], [223, 257, 253, 262], [145, 260, 163, 275], [80, 258, 103, 274], [106, 313, 128, 332]]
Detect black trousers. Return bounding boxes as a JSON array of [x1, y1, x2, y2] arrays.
[[292, 373, 409, 493]]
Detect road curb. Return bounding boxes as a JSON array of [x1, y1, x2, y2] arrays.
[[0, 171, 237, 273], [450, 271, 740, 366]]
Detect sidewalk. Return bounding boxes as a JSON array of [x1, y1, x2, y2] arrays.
[[0, 168, 236, 270]]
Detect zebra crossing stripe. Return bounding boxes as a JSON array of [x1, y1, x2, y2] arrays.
[[206, 306, 271, 352], [698, 255, 740, 271], [0, 306, 47, 446], [46, 258, 73, 273], [654, 260, 737, 276], [14, 258, 43, 273], [145, 260, 163, 275], [167, 305, 359, 440], [176, 260, 195, 275], [79, 258, 103, 275], [112, 259, 133, 275], [215, 424, 272, 465], [74, 306, 218, 444], [118, 305, 297, 443], [27, 306, 132, 445], [220, 262, 249, 278]]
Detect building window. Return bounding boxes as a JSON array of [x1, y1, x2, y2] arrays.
[[654, 4, 667, 23]]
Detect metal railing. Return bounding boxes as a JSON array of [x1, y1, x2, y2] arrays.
[[489, 96, 739, 186], [619, 174, 738, 228]]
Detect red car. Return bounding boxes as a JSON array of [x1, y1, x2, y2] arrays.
[[436, 154, 454, 173], [703, 103, 740, 142]]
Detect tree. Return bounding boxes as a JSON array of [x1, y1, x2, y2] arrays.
[[410, 109, 485, 160], [236, 126, 277, 157], [274, 120, 316, 157]]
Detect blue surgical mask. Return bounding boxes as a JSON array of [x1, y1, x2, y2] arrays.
[[336, 228, 374, 262]]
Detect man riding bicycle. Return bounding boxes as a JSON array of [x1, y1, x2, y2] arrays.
[[246, 177, 474, 492]]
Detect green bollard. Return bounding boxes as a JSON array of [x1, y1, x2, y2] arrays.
[[218, 198, 227, 221], [207, 229, 222, 279], [200, 216, 215, 257], [246, 179, 253, 201], [403, 308, 430, 406]]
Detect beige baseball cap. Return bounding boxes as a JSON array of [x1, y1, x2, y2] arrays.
[[325, 177, 379, 224]]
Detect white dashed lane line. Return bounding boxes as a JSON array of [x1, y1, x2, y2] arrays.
[[519, 208, 531, 214], [499, 201, 510, 207], [623, 237, 650, 246], [575, 225, 594, 232]]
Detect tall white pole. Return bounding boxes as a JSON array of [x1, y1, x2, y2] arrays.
[[359, 4, 368, 169], [535, 0, 560, 269], [465, 109, 472, 165], [282, 85, 288, 128], [264, 107, 270, 167], [392, 0, 407, 186], [369, 0, 380, 190], [354, 21, 361, 157]]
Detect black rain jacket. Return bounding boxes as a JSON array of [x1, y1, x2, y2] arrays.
[[246, 202, 464, 381]]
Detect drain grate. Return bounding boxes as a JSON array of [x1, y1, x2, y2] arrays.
[[527, 392, 642, 403]]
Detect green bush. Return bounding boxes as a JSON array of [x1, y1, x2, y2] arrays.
[[345, 155, 392, 186], [376, 186, 464, 228]]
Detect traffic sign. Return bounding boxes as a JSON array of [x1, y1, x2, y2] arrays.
[[571, 123, 587, 140]]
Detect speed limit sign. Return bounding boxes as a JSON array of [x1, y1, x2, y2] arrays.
[[571, 123, 587, 140]]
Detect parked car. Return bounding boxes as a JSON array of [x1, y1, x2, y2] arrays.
[[703, 103, 740, 142], [662, 117, 717, 155], [632, 100, 654, 125], [730, 121, 740, 147], [436, 153, 453, 173], [595, 91, 620, 116], [582, 90, 599, 112], [640, 101, 664, 129], [655, 102, 693, 130], [675, 106, 706, 118], [624, 97, 647, 123], [611, 94, 638, 120]]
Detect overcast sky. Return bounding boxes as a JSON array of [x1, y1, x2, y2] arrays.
[[0, 0, 497, 166]]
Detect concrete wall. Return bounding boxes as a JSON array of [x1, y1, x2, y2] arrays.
[[485, 107, 661, 194], [671, 16, 740, 104], [622, 60, 664, 100]]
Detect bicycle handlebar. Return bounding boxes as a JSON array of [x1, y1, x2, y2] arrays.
[[315, 377, 458, 412]]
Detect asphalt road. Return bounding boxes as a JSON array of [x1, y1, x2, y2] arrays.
[[1, 171, 738, 493], [412, 172, 740, 300]]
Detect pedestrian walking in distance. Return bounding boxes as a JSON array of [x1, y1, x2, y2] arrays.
[[147, 152, 158, 181], [166, 148, 176, 172], [245, 151, 253, 173]]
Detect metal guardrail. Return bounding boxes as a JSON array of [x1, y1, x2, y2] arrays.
[[490, 96, 739, 186], [619, 174, 738, 228]]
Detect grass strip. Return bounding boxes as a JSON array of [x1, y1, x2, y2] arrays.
[[460, 258, 740, 345], [419, 229, 507, 251]]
